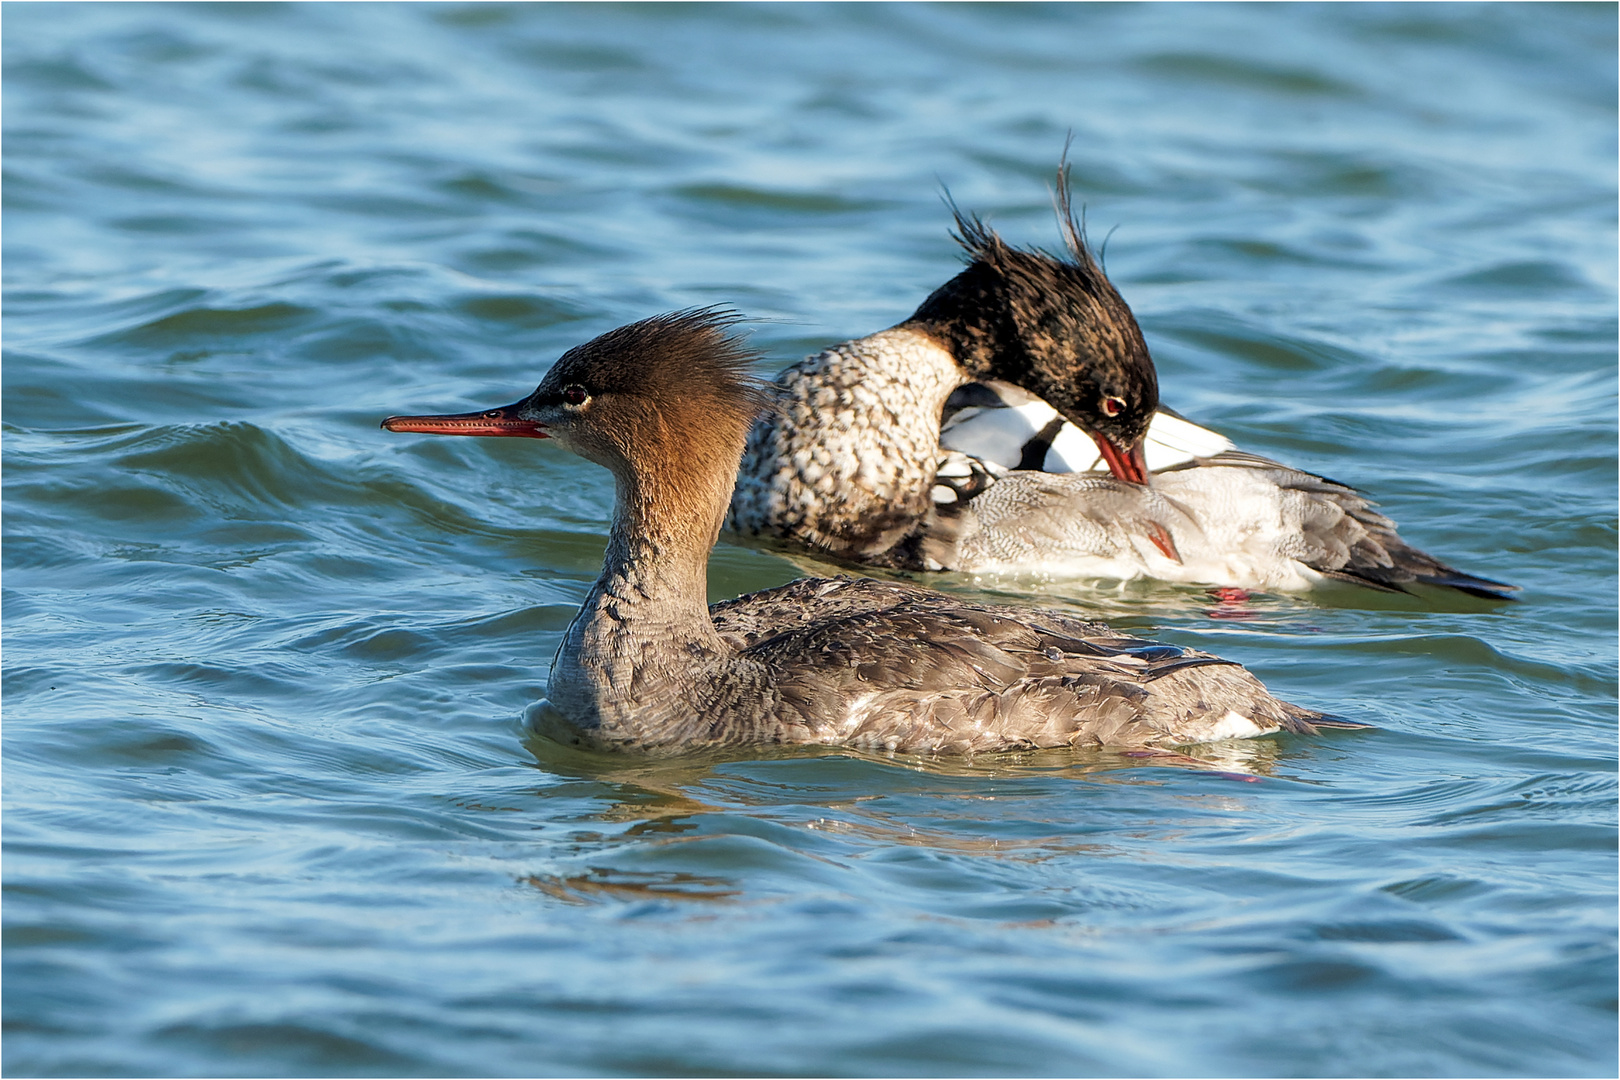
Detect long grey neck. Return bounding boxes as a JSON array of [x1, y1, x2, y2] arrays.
[[547, 463, 740, 749], [598, 470, 720, 622]]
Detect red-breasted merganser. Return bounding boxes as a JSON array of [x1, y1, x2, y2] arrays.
[[383, 311, 1358, 754], [937, 382, 1518, 597], [727, 185, 1169, 569], [729, 180, 1516, 600]]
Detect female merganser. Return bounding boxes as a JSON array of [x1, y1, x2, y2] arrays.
[[383, 311, 1357, 754], [729, 181, 1516, 600]]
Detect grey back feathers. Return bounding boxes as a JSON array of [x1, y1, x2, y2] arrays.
[[701, 576, 1344, 754]]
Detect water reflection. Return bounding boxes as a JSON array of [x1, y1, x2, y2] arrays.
[[515, 720, 1311, 871], [521, 867, 741, 904]]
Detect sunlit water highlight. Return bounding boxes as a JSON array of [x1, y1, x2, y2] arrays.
[[5, 4, 1615, 1076]]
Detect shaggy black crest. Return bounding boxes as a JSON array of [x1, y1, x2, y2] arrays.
[[903, 162, 1160, 450]]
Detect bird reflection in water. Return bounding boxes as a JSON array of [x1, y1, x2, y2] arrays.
[[516, 724, 1293, 878], [521, 868, 740, 905]]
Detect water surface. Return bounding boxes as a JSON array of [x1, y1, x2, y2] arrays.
[[5, 4, 1616, 1076]]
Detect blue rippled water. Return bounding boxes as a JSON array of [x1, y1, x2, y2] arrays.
[[5, 4, 1616, 1076]]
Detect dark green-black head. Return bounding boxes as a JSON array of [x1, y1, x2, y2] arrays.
[[903, 169, 1159, 484]]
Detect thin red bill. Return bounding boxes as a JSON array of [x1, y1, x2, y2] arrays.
[[381, 402, 546, 438]]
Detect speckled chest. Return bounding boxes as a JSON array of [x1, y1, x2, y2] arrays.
[[727, 328, 964, 557]]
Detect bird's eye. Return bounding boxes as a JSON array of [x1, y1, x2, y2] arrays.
[[562, 385, 589, 406], [1101, 395, 1125, 418]]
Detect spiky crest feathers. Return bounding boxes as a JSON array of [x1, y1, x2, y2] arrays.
[[904, 163, 1160, 451], [528, 309, 776, 532]]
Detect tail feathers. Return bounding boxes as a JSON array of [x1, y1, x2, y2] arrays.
[[1278, 708, 1377, 735], [1230, 455, 1519, 602], [1409, 568, 1521, 602], [1332, 552, 1521, 602], [1320, 568, 1409, 595]]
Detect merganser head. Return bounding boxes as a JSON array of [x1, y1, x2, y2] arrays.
[[902, 175, 1159, 486], [383, 308, 773, 498]]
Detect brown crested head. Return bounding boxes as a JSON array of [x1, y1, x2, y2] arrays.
[[521, 308, 773, 482], [902, 165, 1160, 483], [384, 308, 773, 509]]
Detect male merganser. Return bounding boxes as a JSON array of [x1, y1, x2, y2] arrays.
[[729, 178, 1516, 600], [383, 311, 1358, 754], [727, 187, 1168, 568], [938, 382, 1518, 597]]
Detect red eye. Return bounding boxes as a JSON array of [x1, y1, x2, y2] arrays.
[[1102, 396, 1124, 417], [562, 386, 588, 406]]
